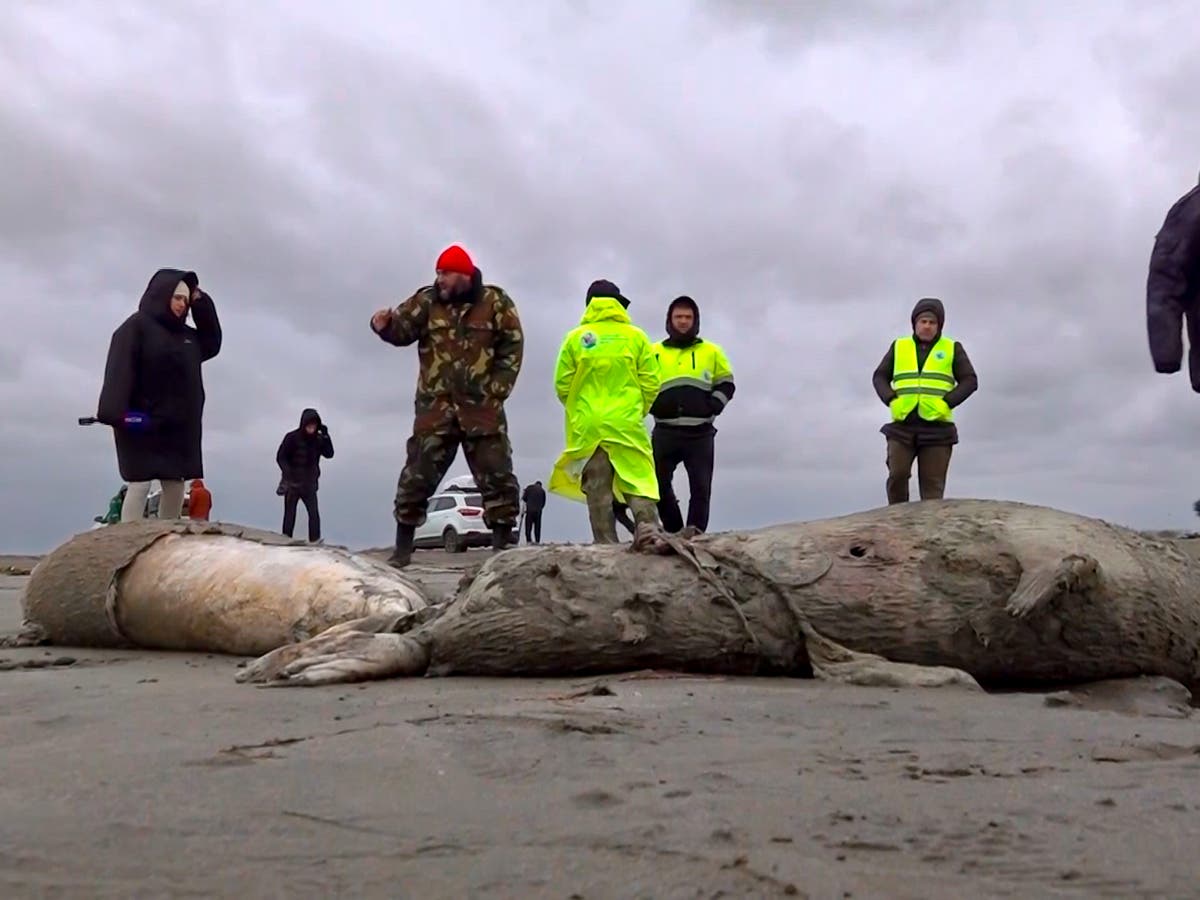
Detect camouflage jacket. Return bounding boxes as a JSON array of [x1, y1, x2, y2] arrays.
[[376, 276, 524, 435]]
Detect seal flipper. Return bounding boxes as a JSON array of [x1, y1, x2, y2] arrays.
[[0, 620, 48, 648], [1005, 553, 1102, 619]]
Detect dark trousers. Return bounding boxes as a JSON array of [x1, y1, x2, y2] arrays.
[[653, 427, 715, 533], [394, 426, 519, 529], [524, 509, 543, 543], [581, 447, 658, 543], [885, 439, 952, 504], [283, 486, 321, 541], [613, 501, 636, 536]]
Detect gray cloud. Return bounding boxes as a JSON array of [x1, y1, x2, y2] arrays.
[[698, 0, 979, 48], [3, 0, 1200, 554]]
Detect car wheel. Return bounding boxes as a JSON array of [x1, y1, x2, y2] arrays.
[[443, 527, 464, 553]]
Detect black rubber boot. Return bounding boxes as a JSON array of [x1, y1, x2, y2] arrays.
[[388, 522, 415, 568], [491, 526, 512, 552]]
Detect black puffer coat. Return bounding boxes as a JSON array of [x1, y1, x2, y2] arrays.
[[1147, 180, 1200, 390], [96, 268, 222, 482], [276, 408, 335, 491]]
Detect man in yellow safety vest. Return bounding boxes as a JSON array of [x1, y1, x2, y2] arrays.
[[871, 298, 978, 504], [549, 280, 662, 542], [649, 295, 735, 535]]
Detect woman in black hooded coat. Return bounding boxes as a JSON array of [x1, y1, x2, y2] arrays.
[[95, 268, 222, 521]]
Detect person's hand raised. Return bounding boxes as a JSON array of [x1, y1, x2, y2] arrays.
[[371, 308, 392, 333]]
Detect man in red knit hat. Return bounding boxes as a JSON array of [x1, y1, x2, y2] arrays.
[[370, 244, 524, 567]]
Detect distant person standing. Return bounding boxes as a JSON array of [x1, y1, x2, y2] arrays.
[[188, 478, 212, 521], [872, 298, 977, 504], [276, 408, 334, 543], [549, 279, 661, 543], [95, 268, 222, 521], [521, 480, 546, 543], [370, 244, 524, 567], [649, 295, 735, 535], [1147, 170, 1200, 389]]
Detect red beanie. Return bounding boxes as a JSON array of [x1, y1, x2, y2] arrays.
[[436, 244, 474, 275]]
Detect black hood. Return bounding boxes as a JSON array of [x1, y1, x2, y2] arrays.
[[139, 268, 198, 331], [664, 295, 701, 346], [910, 297, 945, 338], [299, 408, 322, 429], [586, 279, 630, 309]]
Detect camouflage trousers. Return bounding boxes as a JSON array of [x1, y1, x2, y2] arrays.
[[394, 425, 520, 529], [581, 447, 658, 544]]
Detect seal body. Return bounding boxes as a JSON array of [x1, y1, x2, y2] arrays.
[[714, 499, 1200, 688], [17, 520, 427, 656], [20, 502, 1200, 693], [241, 500, 1200, 690]]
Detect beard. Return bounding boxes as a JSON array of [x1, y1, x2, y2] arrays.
[[438, 279, 470, 301]]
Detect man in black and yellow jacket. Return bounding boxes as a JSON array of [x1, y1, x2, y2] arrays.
[[872, 297, 978, 504], [649, 295, 735, 534]]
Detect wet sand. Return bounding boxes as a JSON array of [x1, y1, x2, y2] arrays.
[[3, 548, 1200, 898]]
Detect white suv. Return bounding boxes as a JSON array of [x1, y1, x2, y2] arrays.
[[414, 490, 491, 553]]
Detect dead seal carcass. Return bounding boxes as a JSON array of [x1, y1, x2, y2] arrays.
[[238, 499, 1200, 691], [11, 519, 427, 656]]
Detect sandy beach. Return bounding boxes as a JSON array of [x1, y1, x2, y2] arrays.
[[3, 547, 1200, 899]]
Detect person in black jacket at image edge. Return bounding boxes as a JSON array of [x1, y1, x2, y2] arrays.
[[1147, 170, 1200, 389], [276, 408, 335, 543], [95, 268, 222, 521]]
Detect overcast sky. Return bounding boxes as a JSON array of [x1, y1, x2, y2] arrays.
[[2, 0, 1198, 554]]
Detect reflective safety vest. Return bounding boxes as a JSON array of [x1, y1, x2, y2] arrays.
[[649, 339, 735, 428], [889, 335, 956, 422]]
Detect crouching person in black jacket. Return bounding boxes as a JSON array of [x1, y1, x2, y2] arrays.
[[276, 408, 334, 543]]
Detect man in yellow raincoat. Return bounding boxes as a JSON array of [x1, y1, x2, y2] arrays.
[[550, 280, 662, 543]]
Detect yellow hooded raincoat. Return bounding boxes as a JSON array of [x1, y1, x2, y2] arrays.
[[549, 296, 661, 503]]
